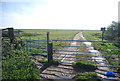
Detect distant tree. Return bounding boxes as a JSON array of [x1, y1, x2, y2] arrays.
[[105, 21, 120, 41]]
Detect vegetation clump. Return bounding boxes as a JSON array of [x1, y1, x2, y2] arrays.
[[75, 72, 101, 81], [2, 36, 40, 80], [39, 59, 61, 66], [72, 61, 97, 71]]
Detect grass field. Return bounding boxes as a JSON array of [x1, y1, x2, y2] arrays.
[[18, 29, 81, 55], [18, 29, 80, 40], [82, 30, 102, 40]]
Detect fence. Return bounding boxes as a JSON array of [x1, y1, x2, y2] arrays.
[[26, 32, 53, 63], [2, 28, 14, 43], [26, 36, 120, 65], [2, 27, 23, 43], [26, 32, 120, 77]]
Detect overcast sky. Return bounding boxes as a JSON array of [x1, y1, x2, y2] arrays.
[[0, 0, 119, 30]]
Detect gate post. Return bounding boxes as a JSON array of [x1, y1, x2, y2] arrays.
[[101, 27, 106, 41], [47, 32, 49, 61], [47, 32, 53, 63], [48, 42, 53, 63], [8, 28, 14, 43], [47, 32, 49, 45]]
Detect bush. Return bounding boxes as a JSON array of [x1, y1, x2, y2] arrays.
[[3, 59, 40, 79], [75, 72, 101, 81], [2, 37, 40, 79], [72, 61, 97, 70], [2, 52, 40, 79]]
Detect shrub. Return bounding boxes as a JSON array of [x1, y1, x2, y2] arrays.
[[2, 37, 40, 79], [2, 52, 40, 79]]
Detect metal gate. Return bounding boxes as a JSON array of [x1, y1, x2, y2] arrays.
[[26, 33, 120, 79]]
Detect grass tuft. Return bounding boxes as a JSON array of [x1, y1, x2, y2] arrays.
[[75, 72, 101, 81], [72, 61, 97, 71]]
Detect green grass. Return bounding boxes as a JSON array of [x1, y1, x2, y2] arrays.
[[75, 72, 101, 81], [39, 59, 48, 63], [18, 29, 80, 55], [82, 30, 102, 41], [72, 61, 97, 71], [17, 29, 80, 40], [19, 29, 80, 46], [39, 59, 61, 66]]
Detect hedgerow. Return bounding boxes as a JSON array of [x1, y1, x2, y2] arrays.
[[2, 36, 40, 80]]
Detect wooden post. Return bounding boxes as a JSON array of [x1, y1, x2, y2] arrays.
[[102, 31, 105, 41], [8, 28, 14, 43], [101, 27, 106, 41], [47, 32, 49, 45], [0, 29, 1, 81], [47, 32, 53, 63], [47, 32, 49, 59], [48, 42, 53, 63]]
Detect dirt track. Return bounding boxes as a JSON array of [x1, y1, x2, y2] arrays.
[[40, 32, 82, 79]]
